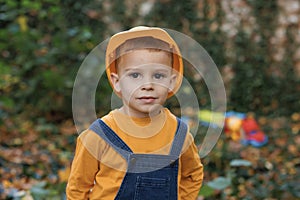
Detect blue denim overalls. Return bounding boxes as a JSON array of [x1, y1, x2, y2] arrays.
[[89, 118, 187, 200]]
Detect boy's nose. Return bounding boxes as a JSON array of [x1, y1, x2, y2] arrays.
[[141, 81, 154, 91]]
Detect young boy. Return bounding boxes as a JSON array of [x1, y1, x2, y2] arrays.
[[66, 26, 203, 200]]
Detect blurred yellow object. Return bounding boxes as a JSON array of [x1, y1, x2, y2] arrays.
[[198, 110, 224, 127], [2, 180, 12, 188], [17, 15, 28, 32], [225, 117, 243, 141]]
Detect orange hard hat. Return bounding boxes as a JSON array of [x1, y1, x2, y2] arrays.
[[105, 26, 183, 98]]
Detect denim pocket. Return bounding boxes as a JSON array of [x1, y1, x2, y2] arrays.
[[134, 176, 170, 200]]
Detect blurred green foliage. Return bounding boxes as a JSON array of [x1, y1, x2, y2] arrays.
[[230, 1, 299, 116], [1, 0, 299, 122], [1, 0, 109, 122]]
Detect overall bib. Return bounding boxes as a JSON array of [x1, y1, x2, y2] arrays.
[[89, 118, 187, 200]]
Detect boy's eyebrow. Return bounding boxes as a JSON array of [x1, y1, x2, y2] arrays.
[[122, 67, 142, 72], [121, 63, 173, 72], [155, 69, 171, 73], [124, 67, 171, 71]]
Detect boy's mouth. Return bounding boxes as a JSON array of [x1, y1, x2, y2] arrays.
[[137, 96, 157, 103]]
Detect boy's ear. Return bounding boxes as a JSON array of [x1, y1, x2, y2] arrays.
[[110, 73, 121, 93], [168, 74, 177, 92]]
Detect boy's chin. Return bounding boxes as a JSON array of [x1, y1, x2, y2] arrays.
[[147, 104, 163, 117], [129, 104, 163, 117]]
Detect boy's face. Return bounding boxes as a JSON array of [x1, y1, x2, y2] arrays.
[[110, 49, 177, 117]]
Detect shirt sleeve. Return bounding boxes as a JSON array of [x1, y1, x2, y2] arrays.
[[179, 133, 204, 200], [66, 131, 100, 200]]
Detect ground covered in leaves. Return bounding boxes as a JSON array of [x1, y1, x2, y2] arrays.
[[0, 117, 76, 200], [0, 114, 299, 199]]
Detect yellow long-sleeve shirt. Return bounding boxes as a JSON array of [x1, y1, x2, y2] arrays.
[[66, 108, 203, 199]]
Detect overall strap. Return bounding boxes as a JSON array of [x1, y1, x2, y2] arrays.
[[89, 118, 188, 160], [169, 118, 188, 157], [89, 119, 132, 160]]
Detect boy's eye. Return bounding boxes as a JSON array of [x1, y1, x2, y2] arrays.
[[129, 73, 140, 78], [154, 73, 165, 79]]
